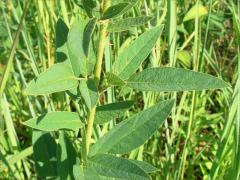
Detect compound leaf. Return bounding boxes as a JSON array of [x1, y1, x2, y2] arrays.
[[126, 67, 230, 92], [23, 112, 83, 131], [89, 99, 174, 156]]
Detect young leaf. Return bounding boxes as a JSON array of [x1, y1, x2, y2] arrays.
[[129, 159, 159, 173], [112, 26, 163, 80], [108, 16, 152, 32], [24, 62, 78, 95], [67, 19, 96, 76], [57, 131, 77, 179], [126, 67, 230, 92], [94, 101, 134, 124], [177, 50, 191, 68], [87, 154, 150, 180], [101, 3, 130, 20], [79, 79, 98, 110], [183, 3, 208, 22], [23, 112, 83, 131], [106, 72, 126, 86], [32, 131, 57, 178], [89, 99, 174, 156]]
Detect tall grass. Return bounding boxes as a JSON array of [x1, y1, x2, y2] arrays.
[[0, 0, 239, 179]]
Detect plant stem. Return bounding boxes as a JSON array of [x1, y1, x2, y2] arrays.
[[85, 0, 111, 155]]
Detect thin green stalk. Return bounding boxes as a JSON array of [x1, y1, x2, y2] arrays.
[[179, 1, 200, 179], [1, 95, 20, 151], [0, 146, 33, 172], [0, 0, 31, 99], [167, 1, 177, 176], [179, 92, 197, 179], [167, 0, 177, 67], [86, 0, 111, 155], [199, 0, 213, 69]]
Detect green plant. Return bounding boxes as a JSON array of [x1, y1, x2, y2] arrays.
[[1, 0, 238, 179], [18, 0, 230, 179]]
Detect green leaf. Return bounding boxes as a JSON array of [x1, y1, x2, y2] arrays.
[[83, 18, 97, 57], [183, 4, 208, 22], [177, 50, 191, 68], [89, 99, 174, 156], [101, 3, 129, 20], [126, 67, 230, 92], [106, 72, 126, 86], [79, 79, 98, 110], [73, 164, 85, 180], [23, 112, 83, 131], [81, 127, 87, 162], [57, 131, 77, 179], [87, 154, 150, 180], [67, 19, 96, 76], [73, 164, 107, 180], [112, 26, 163, 80], [94, 101, 134, 124], [108, 16, 152, 32], [82, 0, 97, 17], [129, 159, 159, 173], [55, 19, 68, 62], [24, 62, 78, 96], [56, 18, 69, 48], [32, 131, 57, 178]]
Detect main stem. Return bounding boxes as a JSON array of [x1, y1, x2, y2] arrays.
[[85, 0, 111, 155]]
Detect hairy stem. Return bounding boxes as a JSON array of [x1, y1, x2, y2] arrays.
[[85, 0, 111, 155]]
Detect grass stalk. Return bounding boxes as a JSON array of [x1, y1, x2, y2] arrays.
[[179, 1, 200, 179], [0, 0, 31, 99]]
